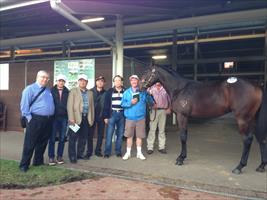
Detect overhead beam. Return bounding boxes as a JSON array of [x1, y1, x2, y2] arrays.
[[1, 8, 266, 49], [50, 0, 114, 47]]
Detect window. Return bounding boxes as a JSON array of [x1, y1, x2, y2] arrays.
[[0, 63, 9, 90]]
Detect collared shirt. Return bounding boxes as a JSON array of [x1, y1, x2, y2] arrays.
[[20, 82, 55, 121], [81, 89, 89, 114], [148, 85, 170, 109], [111, 87, 124, 111]]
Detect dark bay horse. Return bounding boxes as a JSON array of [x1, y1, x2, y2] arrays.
[[140, 65, 267, 174]]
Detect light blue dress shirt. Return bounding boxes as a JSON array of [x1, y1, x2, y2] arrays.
[[20, 82, 55, 121]]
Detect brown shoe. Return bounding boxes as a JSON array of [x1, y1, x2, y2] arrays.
[[57, 157, 64, 165]]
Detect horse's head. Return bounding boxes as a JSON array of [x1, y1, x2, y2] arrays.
[[140, 66, 160, 90]]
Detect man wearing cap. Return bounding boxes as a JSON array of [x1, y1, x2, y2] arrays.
[[67, 74, 94, 163], [48, 74, 69, 165], [86, 76, 106, 158], [121, 75, 154, 160]]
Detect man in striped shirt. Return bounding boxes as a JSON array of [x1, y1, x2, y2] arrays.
[[103, 75, 125, 158]]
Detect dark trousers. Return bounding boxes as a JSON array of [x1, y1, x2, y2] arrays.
[[68, 116, 92, 161], [88, 119, 105, 155], [19, 115, 53, 168]]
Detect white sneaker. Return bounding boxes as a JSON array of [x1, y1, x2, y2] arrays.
[[122, 153, 131, 160], [136, 153, 146, 160]]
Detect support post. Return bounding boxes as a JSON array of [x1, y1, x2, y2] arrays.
[[194, 29, 198, 81], [172, 29, 177, 125], [116, 15, 124, 77], [264, 25, 267, 89]]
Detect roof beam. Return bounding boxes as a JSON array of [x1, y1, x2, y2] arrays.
[[0, 8, 266, 49]]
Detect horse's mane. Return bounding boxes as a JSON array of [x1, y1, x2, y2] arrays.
[[154, 65, 182, 78]]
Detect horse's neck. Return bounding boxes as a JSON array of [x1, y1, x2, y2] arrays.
[[158, 71, 188, 98]]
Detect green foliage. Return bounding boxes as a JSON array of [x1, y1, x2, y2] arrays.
[[0, 159, 97, 189]]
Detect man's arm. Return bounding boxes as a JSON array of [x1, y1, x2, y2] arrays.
[[67, 89, 75, 124], [20, 86, 32, 122]]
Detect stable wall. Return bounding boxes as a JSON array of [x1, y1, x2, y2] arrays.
[[0, 56, 146, 131]]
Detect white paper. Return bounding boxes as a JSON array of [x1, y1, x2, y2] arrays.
[[69, 123, 80, 133]]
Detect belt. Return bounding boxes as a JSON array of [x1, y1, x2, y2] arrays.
[[157, 108, 167, 110], [112, 109, 123, 112], [82, 113, 88, 117], [32, 113, 54, 119]]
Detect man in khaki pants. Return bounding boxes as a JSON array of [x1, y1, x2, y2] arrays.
[[147, 82, 171, 154]]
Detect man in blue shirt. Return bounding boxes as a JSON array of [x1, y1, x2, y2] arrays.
[[19, 70, 55, 172], [121, 75, 154, 160]]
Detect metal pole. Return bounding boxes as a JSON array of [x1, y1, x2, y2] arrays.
[[265, 24, 267, 89], [115, 15, 124, 77], [172, 29, 177, 125], [50, 0, 114, 47], [194, 29, 198, 81]]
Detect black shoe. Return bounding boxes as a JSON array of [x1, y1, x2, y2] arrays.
[[70, 159, 77, 164], [104, 155, 110, 158], [84, 155, 91, 160], [147, 150, 154, 154], [95, 153, 103, 157], [116, 153, 122, 157], [158, 149, 167, 154], [77, 155, 85, 160], [19, 166, 28, 172], [32, 162, 44, 166]]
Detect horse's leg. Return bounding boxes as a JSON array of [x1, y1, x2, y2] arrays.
[[176, 113, 188, 165], [232, 120, 254, 174], [256, 141, 267, 172]]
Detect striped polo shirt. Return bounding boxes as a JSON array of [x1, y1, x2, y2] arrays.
[[112, 88, 124, 111]]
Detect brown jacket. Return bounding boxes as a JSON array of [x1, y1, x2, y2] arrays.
[[67, 87, 94, 126]]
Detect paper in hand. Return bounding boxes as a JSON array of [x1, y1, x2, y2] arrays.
[[132, 92, 140, 102], [69, 123, 80, 133]]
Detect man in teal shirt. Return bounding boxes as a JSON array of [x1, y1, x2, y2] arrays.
[[121, 75, 154, 160]]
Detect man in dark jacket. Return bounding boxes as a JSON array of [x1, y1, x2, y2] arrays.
[[85, 76, 106, 157], [103, 75, 125, 158], [48, 74, 69, 165]]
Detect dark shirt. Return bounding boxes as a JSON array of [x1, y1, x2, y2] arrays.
[[91, 87, 106, 121], [51, 85, 69, 119]]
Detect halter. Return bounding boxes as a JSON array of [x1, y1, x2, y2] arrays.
[[143, 68, 157, 88]]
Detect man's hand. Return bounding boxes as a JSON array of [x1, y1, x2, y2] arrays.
[[69, 120, 75, 125], [165, 108, 172, 114], [104, 119, 108, 124], [131, 98, 138, 105]]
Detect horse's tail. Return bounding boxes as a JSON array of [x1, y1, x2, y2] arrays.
[[255, 88, 267, 143]]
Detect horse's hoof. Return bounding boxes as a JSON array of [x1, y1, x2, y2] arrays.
[[256, 167, 265, 172], [232, 168, 242, 174], [176, 160, 183, 165]]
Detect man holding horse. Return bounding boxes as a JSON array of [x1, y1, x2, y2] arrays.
[[147, 82, 171, 155], [121, 75, 154, 160]]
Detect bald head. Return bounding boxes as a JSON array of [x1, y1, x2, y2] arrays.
[[36, 70, 49, 87]]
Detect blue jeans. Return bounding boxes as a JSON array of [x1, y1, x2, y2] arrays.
[[104, 111, 125, 156], [48, 118, 68, 158]]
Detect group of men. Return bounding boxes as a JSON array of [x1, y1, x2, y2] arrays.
[[19, 70, 171, 172]]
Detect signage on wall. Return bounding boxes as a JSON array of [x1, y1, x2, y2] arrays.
[[54, 59, 95, 89], [0, 63, 9, 90]]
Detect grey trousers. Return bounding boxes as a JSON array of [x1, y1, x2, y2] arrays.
[[147, 109, 167, 150]]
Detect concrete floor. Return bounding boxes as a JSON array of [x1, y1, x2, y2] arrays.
[[1, 115, 266, 199]]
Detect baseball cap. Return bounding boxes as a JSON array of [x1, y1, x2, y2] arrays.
[[96, 76, 105, 82], [129, 74, 139, 80], [78, 74, 88, 81], [56, 74, 66, 82]]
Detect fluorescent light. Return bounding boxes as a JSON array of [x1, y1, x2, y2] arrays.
[[81, 17, 105, 23], [0, 0, 49, 12], [152, 55, 167, 60], [224, 61, 234, 69]]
